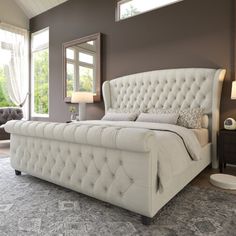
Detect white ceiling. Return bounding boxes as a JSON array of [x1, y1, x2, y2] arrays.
[[14, 0, 69, 18]]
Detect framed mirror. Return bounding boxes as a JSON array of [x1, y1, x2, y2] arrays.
[[63, 33, 101, 102]]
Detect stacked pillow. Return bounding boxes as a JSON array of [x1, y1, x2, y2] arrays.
[[147, 108, 204, 129], [136, 113, 179, 125], [102, 108, 140, 121], [102, 112, 138, 121], [101, 108, 208, 129]]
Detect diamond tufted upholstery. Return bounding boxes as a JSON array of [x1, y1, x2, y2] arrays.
[[5, 120, 158, 216], [0, 107, 23, 140], [103, 68, 226, 168], [4, 68, 226, 219], [5, 120, 154, 152], [104, 68, 218, 114]]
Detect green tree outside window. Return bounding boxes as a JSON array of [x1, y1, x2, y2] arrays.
[[0, 66, 15, 107], [33, 49, 49, 114]]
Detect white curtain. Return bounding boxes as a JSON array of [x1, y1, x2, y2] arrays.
[[0, 22, 29, 119]]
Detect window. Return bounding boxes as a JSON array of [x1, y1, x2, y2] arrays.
[[0, 50, 15, 107], [66, 41, 96, 97], [31, 28, 49, 117], [117, 0, 183, 21], [0, 24, 28, 108]]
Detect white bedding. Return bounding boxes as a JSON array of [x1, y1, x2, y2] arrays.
[[77, 120, 203, 189]]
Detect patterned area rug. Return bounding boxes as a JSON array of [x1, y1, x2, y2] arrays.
[[0, 158, 235, 236]]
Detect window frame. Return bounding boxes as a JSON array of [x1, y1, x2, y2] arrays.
[[116, 0, 183, 21], [31, 27, 49, 118]]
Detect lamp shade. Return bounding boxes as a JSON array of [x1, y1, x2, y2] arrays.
[[231, 81, 236, 100], [71, 92, 93, 103]]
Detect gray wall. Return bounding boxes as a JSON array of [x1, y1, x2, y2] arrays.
[[30, 0, 235, 126], [0, 0, 29, 29]]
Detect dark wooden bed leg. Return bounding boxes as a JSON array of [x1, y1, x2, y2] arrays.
[[15, 170, 21, 176], [141, 216, 153, 225]]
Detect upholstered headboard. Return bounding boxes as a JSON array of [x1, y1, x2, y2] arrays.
[[102, 68, 226, 168]]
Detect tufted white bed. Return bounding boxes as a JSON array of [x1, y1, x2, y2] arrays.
[[5, 68, 226, 224]]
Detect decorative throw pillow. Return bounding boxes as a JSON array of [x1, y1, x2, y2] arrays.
[[102, 112, 138, 121], [136, 113, 179, 125], [148, 108, 204, 129], [178, 108, 204, 129]]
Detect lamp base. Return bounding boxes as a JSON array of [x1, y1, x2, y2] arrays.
[[78, 103, 86, 121]]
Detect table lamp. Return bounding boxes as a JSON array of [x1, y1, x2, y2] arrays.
[[71, 92, 93, 121]]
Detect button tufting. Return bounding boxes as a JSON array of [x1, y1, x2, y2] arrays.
[[119, 160, 123, 165]]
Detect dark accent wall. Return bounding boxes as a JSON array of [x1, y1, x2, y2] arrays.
[[30, 0, 235, 125]]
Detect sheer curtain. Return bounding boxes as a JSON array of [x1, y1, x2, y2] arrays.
[[0, 22, 29, 119]]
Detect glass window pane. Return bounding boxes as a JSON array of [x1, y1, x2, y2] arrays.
[[32, 29, 49, 50], [87, 41, 94, 45], [120, 0, 140, 19], [0, 48, 11, 64], [79, 52, 93, 64], [0, 29, 25, 45], [33, 49, 49, 115], [66, 48, 74, 60], [119, 0, 182, 20], [66, 63, 75, 97], [79, 66, 93, 92], [0, 65, 15, 107]]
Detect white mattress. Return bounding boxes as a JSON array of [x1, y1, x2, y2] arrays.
[[192, 128, 209, 147]]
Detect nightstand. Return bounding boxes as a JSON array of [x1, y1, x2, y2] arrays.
[[218, 129, 236, 173]]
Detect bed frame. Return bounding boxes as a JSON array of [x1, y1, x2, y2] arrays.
[[5, 68, 226, 225], [103, 68, 226, 169]]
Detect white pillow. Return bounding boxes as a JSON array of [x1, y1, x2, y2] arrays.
[[148, 108, 203, 129], [102, 112, 137, 121], [136, 113, 179, 125]]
